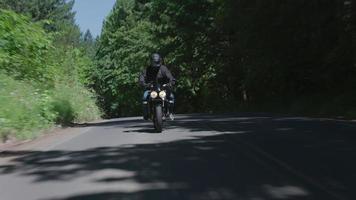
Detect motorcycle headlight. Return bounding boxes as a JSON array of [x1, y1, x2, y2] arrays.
[[150, 91, 158, 99], [159, 91, 167, 99]]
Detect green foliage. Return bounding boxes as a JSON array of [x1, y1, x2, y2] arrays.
[[81, 29, 96, 58], [0, 74, 55, 139], [95, 0, 356, 118], [0, 10, 54, 83], [0, 0, 76, 32], [144, 0, 223, 111], [95, 0, 158, 116], [0, 9, 101, 140], [0, 0, 82, 48], [51, 80, 102, 125], [0, 74, 101, 139], [95, 0, 227, 116], [213, 0, 356, 115]]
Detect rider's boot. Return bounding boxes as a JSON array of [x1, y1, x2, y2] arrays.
[[168, 113, 174, 121], [168, 100, 175, 121], [143, 101, 149, 120]]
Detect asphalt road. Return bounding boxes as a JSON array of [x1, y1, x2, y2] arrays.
[[1, 113, 356, 200]]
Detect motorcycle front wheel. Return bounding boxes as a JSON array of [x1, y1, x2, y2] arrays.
[[154, 104, 163, 133]]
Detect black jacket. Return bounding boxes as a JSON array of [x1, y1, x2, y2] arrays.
[[139, 65, 176, 88]]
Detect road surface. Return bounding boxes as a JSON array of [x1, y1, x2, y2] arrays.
[[0, 113, 356, 200]]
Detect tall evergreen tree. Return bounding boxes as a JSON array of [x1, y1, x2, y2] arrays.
[[81, 29, 96, 58], [94, 0, 356, 117], [0, 0, 76, 31], [83, 29, 94, 43]]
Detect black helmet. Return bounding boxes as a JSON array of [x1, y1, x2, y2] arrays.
[[151, 53, 162, 69]]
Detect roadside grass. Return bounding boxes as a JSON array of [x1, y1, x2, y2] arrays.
[[52, 81, 102, 125], [0, 74, 101, 141]]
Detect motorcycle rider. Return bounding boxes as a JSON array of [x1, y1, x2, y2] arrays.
[[139, 53, 176, 120]]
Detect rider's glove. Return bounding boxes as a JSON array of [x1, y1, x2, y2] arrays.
[[165, 83, 173, 89], [144, 83, 153, 89]]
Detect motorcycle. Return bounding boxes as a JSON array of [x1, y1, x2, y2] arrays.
[[147, 83, 170, 133]]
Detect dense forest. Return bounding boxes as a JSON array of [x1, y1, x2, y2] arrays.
[[1, 0, 356, 139], [94, 0, 356, 117], [0, 0, 100, 140]]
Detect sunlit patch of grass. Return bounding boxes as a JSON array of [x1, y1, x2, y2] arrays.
[[0, 75, 101, 141]]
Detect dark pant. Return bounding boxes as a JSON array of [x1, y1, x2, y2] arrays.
[[142, 91, 175, 118]]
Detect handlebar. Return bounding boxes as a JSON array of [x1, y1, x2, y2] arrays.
[[146, 83, 170, 90]]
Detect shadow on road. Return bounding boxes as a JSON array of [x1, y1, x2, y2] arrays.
[[1, 114, 356, 199]]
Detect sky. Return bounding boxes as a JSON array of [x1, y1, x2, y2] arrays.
[[73, 0, 117, 37]]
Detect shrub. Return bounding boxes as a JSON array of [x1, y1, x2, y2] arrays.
[[0, 10, 101, 141], [0, 74, 55, 139], [0, 9, 54, 84]]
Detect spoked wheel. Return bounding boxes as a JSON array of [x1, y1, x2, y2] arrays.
[[154, 104, 163, 133]]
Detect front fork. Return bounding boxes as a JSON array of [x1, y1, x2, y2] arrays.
[[144, 96, 172, 120], [149, 99, 168, 119]]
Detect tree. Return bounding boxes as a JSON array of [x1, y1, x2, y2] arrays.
[[94, 0, 157, 117], [83, 29, 94, 43], [93, 0, 356, 117], [0, 0, 76, 32]]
